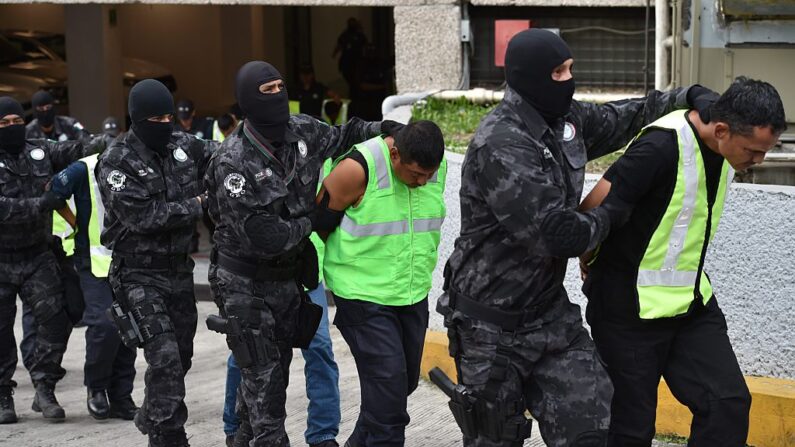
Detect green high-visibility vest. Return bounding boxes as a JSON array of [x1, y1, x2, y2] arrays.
[[52, 198, 76, 256], [323, 136, 447, 306], [51, 154, 112, 277], [634, 110, 734, 319], [321, 99, 350, 126], [289, 100, 301, 115]]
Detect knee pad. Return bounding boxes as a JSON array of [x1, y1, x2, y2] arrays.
[[572, 430, 608, 447], [36, 309, 70, 341], [30, 294, 65, 325]]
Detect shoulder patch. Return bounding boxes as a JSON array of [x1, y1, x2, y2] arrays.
[[30, 148, 45, 161], [224, 173, 246, 198], [173, 147, 189, 162], [107, 170, 127, 191], [563, 122, 576, 142]]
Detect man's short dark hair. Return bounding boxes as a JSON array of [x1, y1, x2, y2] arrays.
[[394, 120, 445, 169], [218, 113, 236, 132], [710, 76, 787, 137]]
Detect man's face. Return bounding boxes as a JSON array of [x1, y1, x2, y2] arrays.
[[0, 114, 24, 128], [389, 147, 438, 188], [714, 123, 780, 170]]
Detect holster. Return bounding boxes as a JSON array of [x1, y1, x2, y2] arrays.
[[292, 288, 322, 349], [107, 301, 144, 349]]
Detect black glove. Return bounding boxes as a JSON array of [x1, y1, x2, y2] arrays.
[[539, 210, 591, 258], [687, 84, 720, 124], [198, 192, 209, 211], [380, 120, 406, 138], [309, 192, 344, 232], [38, 190, 66, 212]]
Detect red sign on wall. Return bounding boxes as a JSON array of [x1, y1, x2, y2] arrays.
[[494, 20, 531, 67]]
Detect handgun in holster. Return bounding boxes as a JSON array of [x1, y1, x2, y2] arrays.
[[429, 367, 532, 443], [206, 314, 265, 368], [107, 301, 144, 349]]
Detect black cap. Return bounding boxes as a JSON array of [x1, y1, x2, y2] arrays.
[[0, 96, 24, 119], [176, 99, 195, 120], [128, 79, 174, 122], [102, 117, 121, 137], [32, 90, 54, 108]]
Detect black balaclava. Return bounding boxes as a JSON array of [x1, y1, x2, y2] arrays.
[[505, 29, 575, 123], [102, 117, 121, 137], [32, 90, 56, 128], [235, 61, 289, 142], [0, 97, 27, 155], [128, 79, 174, 155]]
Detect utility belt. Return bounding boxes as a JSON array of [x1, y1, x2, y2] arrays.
[[113, 252, 190, 271], [0, 243, 50, 262], [212, 249, 299, 282], [447, 285, 560, 332]]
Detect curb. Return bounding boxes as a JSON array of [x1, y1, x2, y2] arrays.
[[420, 329, 795, 447]]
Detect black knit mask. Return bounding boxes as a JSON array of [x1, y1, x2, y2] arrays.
[[0, 97, 26, 155], [505, 29, 575, 123], [235, 61, 289, 143], [128, 79, 174, 153]]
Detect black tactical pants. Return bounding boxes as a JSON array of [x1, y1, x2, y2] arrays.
[[0, 251, 69, 387], [334, 296, 429, 447], [209, 263, 300, 447], [588, 298, 751, 447], [449, 296, 613, 447], [108, 258, 197, 435]]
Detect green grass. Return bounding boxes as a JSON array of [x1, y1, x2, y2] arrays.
[[411, 96, 621, 173], [655, 433, 689, 444]]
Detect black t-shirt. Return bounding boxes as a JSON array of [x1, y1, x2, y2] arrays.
[[343, 148, 369, 180], [586, 115, 725, 321]]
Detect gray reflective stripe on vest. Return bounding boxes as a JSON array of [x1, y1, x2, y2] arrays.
[[340, 216, 408, 237], [85, 156, 113, 258], [318, 166, 326, 183], [363, 139, 390, 190], [637, 269, 697, 287], [662, 122, 698, 272], [413, 217, 444, 233], [429, 169, 439, 183]]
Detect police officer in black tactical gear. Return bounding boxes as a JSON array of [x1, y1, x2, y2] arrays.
[[205, 61, 398, 447], [0, 96, 85, 424], [97, 79, 216, 446], [26, 90, 91, 145], [437, 29, 719, 447]]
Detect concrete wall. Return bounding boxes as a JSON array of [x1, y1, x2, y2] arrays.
[[0, 4, 64, 32], [428, 153, 795, 380]]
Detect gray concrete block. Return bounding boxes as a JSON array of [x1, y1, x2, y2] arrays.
[[429, 157, 795, 380], [394, 4, 463, 93]]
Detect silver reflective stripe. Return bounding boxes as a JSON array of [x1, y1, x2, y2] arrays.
[[429, 169, 439, 183], [660, 122, 698, 271], [363, 139, 390, 190], [340, 216, 409, 237], [318, 166, 326, 183], [84, 155, 112, 258], [637, 270, 698, 287], [413, 217, 444, 233]]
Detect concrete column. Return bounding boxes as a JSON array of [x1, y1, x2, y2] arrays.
[[220, 6, 258, 106], [64, 5, 124, 133], [394, 4, 461, 93]]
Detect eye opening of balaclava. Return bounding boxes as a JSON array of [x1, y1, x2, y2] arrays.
[[0, 96, 27, 155], [505, 29, 575, 123], [235, 61, 289, 143], [128, 79, 174, 154], [32, 90, 56, 128]]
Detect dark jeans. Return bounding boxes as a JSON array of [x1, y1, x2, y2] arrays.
[[334, 295, 429, 447], [588, 298, 751, 447], [74, 256, 137, 399]]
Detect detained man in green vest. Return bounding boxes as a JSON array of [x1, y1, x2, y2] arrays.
[[48, 151, 139, 422], [558, 77, 786, 446], [319, 120, 446, 447]]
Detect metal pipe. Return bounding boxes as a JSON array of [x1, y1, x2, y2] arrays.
[[689, 0, 702, 84], [644, 0, 651, 92], [655, 0, 671, 89]]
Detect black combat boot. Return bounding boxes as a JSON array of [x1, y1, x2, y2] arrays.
[[109, 395, 138, 420], [148, 427, 190, 447], [32, 382, 65, 420], [0, 386, 17, 424]]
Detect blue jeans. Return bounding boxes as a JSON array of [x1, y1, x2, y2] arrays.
[[223, 283, 340, 444]]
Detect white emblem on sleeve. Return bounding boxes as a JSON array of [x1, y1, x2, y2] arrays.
[[173, 147, 188, 162], [107, 170, 127, 191], [224, 173, 246, 198], [58, 134, 68, 142], [298, 140, 308, 158], [30, 148, 45, 160]]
